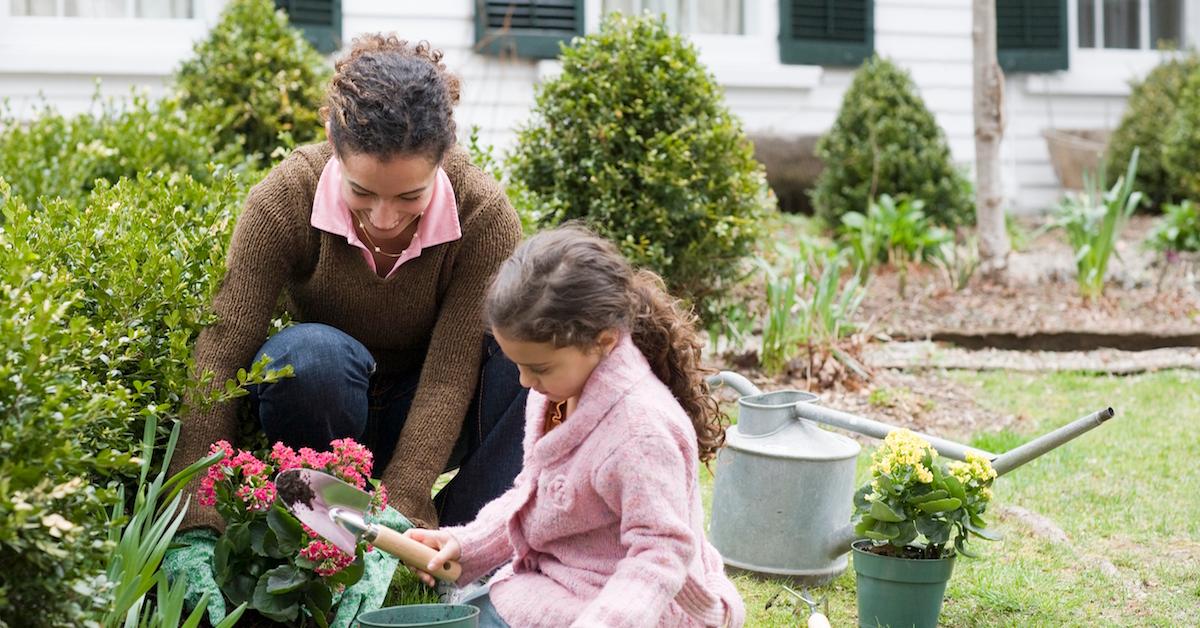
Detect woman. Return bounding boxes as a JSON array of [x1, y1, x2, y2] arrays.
[[169, 34, 526, 537]]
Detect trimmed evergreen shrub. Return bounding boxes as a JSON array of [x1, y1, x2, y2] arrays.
[[1107, 54, 1200, 209], [0, 93, 213, 209], [507, 13, 769, 309], [1161, 65, 1200, 202], [811, 55, 973, 228], [175, 0, 330, 163]]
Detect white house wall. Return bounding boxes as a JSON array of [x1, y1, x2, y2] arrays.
[[1, 0, 1189, 213]]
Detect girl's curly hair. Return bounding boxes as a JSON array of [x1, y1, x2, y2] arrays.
[[485, 225, 729, 462], [322, 34, 461, 161]]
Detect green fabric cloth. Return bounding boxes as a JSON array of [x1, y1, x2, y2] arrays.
[[162, 508, 412, 627], [162, 528, 226, 625], [331, 506, 413, 628]]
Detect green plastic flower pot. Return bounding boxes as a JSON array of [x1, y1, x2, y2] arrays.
[[357, 604, 480, 628], [852, 540, 956, 628]]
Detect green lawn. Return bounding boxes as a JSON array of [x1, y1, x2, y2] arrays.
[[390, 370, 1200, 625], [727, 370, 1200, 626]]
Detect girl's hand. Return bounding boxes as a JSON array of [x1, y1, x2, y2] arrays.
[[403, 528, 463, 587]]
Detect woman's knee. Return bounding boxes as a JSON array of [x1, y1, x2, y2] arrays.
[[253, 323, 374, 441]]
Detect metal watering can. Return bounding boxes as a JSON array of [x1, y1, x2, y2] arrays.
[[706, 371, 1115, 583]]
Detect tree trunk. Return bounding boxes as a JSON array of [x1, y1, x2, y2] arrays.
[[974, 0, 1011, 274]]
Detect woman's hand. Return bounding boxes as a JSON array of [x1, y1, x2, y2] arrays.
[[403, 528, 463, 587]]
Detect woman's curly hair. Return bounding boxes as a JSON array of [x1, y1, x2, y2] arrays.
[[321, 34, 461, 161], [485, 225, 729, 463]]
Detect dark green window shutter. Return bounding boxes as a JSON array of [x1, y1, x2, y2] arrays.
[[475, 0, 584, 60], [779, 0, 874, 66], [276, 0, 342, 54], [997, 0, 1068, 72]]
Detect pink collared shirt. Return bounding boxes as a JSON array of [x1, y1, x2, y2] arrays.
[[310, 155, 462, 278]]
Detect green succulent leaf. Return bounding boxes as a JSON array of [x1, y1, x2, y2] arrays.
[[917, 498, 962, 513], [870, 500, 906, 522]]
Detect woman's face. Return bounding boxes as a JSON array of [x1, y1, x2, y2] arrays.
[[338, 149, 439, 241], [493, 328, 619, 403]]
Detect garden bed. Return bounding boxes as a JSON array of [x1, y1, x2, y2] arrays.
[[858, 216, 1200, 349]]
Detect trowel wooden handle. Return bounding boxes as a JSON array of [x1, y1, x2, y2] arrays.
[[368, 524, 462, 582], [808, 612, 832, 628]]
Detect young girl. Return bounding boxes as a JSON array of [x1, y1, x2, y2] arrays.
[[406, 226, 745, 627]]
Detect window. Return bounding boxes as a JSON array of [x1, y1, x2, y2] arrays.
[[778, 0, 874, 66], [1077, 0, 1184, 50], [601, 0, 744, 35], [475, 0, 585, 60], [275, 0, 341, 53], [997, 0, 1069, 73], [10, 0, 194, 18]]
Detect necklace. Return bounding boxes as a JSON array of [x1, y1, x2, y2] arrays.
[[356, 212, 422, 258], [544, 400, 568, 432]]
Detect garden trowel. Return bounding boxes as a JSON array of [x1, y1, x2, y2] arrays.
[[275, 468, 461, 582]]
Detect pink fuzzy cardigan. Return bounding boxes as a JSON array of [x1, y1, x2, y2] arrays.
[[444, 334, 745, 627]]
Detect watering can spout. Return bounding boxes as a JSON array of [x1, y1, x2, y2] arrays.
[[990, 407, 1115, 476], [827, 523, 857, 560]]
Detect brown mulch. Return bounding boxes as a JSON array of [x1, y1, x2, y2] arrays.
[[858, 216, 1200, 344], [707, 216, 1199, 442]]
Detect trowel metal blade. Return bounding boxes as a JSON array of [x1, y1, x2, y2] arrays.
[[275, 468, 372, 556]]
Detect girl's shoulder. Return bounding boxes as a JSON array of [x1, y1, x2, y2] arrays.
[[606, 382, 698, 453]]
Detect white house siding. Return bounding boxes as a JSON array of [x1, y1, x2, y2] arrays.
[[2, 0, 1196, 212], [0, 2, 225, 117]]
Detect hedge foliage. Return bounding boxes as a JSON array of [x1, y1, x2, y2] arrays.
[[0, 171, 250, 625], [1106, 54, 1200, 209], [0, 93, 214, 210], [0, 0, 331, 623], [507, 13, 769, 309], [811, 55, 973, 229]]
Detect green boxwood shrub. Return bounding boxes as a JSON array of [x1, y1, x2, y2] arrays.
[[1161, 67, 1200, 202], [811, 55, 973, 228], [507, 13, 768, 308], [1107, 54, 1200, 209], [0, 92, 214, 209], [0, 170, 253, 625], [175, 0, 330, 163]]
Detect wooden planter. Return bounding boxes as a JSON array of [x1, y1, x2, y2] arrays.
[[1042, 128, 1112, 190]]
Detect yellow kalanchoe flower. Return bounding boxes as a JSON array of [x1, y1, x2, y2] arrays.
[[871, 429, 936, 484], [950, 451, 998, 485]]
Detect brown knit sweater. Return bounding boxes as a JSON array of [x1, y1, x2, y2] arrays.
[[169, 142, 521, 531]]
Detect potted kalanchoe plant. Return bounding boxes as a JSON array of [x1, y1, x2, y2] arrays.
[[200, 437, 388, 625], [851, 429, 999, 628]]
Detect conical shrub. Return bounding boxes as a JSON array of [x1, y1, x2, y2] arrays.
[[811, 55, 972, 228]]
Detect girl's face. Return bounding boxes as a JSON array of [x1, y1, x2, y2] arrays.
[[338, 149, 439, 241], [493, 328, 619, 403]]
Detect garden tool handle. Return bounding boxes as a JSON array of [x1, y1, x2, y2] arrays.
[[366, 524, 463, 582], [807, 611, 832, 628]]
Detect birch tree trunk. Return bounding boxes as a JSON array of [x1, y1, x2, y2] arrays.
[[974, 0, 1011, 274]]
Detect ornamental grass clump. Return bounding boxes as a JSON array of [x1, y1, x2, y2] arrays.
[[201, 438, 386, 624], [853, 429, 998, 559]]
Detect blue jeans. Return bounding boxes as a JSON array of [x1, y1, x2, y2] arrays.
[[249, 323, 527, 526]]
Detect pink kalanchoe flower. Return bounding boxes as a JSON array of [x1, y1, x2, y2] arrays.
[[300, 538, 355, 577], [269, 442, 301, 471]]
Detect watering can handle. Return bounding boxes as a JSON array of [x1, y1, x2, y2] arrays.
[[367, 524, 463, 582]]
